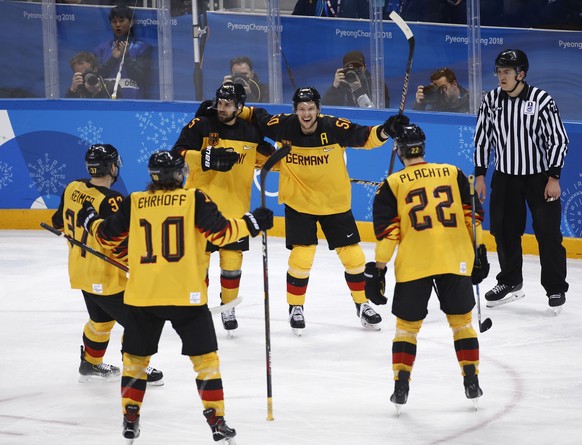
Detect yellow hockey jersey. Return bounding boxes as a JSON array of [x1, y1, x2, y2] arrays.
[[373, 162, 484, 282], [172, 114, 265, 218], [52, 179, 127, 295], [90, 187, 251, 307], [243, 107, 388, 215]]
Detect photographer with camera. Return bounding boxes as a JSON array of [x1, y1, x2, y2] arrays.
[[322, 50, 390, 108], [222, 56, 269, 103], [65, 52, 118, 99], [413, 67, 469, 112]]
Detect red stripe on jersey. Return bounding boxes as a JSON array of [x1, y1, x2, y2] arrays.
[[347, 281, 365, 291], [199, 388, 224, 402], [221, 277, 241, 289], [122, 386, 145, 403], [287, 283, 307, 296], [456, 349, 479, 363], [392, 351, 416, 367]]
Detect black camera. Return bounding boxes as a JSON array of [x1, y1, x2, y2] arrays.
[[421, 84, 441, 103], [82, 70, 100, 87], [342, 69, 359, 84], [231, 73, 249, 86]]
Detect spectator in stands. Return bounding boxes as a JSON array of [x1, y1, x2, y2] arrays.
[[94, 5, 152, 99], [539, 0, 582, 30], [413, 67, 469, 113], [223, 56, 269, 103], [292, 0, 369, 18], [65, 52, 118, 99], [322, 50, 390, 108], [401, 0, 466, 24]]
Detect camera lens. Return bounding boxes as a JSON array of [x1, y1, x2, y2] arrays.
[[344, 70, 358, 83], [84, 72, 99, 87]]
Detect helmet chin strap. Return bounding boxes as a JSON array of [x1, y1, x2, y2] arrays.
[[507, 77, 522, 94]]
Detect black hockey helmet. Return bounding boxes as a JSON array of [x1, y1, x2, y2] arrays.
[[292, 87, 321, 111], [215, 82, 246, 108], [495, 49, 529, 76], [148, 150, 188, 186], [395, 124, 426, 159], [85, 144, 122, 177]]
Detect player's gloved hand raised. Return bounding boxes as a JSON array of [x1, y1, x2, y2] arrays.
[[471, 244, 490, 285], [76, 202, 100, 233], [364, 261, 388, 305], [257, 140, 276, 157], [383, 114, 410, 138], [195, 99, 216, 118], [243, 207, 274, 237], [201, 146, 240, 172]]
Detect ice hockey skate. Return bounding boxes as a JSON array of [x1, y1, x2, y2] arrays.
[[390, 370, 410, 416], [203, 408, 237, 444], [356, 302, 382, 330], [122, 404, 140, 443], [78, 346, 120, 383], [221, 306, 238, 338], [289, 305, 305, 336], [145, 366, 164, 386], [463, 364, 483, 410], [485, 282, 525, 308], [548, 293, 566, 315]]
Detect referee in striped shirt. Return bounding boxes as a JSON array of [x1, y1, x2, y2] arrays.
[[474, 49, 569, 312]]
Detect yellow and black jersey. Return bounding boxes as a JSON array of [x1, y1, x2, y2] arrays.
[[90, 188, 251, 307], [244, 107, 388, 215], [373, 162, 485, 282], [172, 115, 264, 218], [52, 179, 127, 295]]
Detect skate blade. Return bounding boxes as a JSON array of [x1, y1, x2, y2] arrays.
[[291, 328, 303, 337], [485, 291, 525, 308], [225, 330, 236, 339], [362, 322, 381, 331], [78, 374, 121, 383], [471, 398, 479, 411], [393, 403, 403, 417], [146, 379, 165, 387], [552, 306, 564, 316]]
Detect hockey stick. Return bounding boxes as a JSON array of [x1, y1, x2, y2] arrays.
[[468, 176, 493, 333], [350, 178, 382, 187], [41, 222, 241, 314], [259, 141, 291, 422], [387, 11, 414, 176], [41, 222, 129, 272]]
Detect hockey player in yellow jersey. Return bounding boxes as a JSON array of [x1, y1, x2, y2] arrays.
[[364, 124, 490, 412], [172, 83, 273, 336], [76, 150, 273, 443], [240, 86, 405, 334], [51, 144, 163, 385]]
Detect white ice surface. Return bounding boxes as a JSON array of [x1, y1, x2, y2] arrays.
[[0, 230, 581, 444]]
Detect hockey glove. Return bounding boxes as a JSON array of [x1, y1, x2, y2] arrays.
[[243, 207, 274, 237], [471, 244, 490, 285], [76, 202, 100, 233], [195, 99, 216, 118], [364, 261, 388, 305], [257, 140, 276, 157], [383, 114, 410, 139], [201, 147, 240, 172]]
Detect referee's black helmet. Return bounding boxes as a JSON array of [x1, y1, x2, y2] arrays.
[[396, 124, 426, 159], [495, 49, 529, 76], [85, 144, 122, 177], [292, 87, 321, 111]]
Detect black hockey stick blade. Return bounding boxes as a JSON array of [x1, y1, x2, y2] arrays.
[[480, 317, 493, 333], [40, 222, 129, 273]]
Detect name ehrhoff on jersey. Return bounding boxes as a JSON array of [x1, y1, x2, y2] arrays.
[[286, 153, 329, 166], [398, 166, 452, 183], [138, 193, 187, 208]]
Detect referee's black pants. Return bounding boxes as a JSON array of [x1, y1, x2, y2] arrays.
[[489, 171, 568, 296]]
